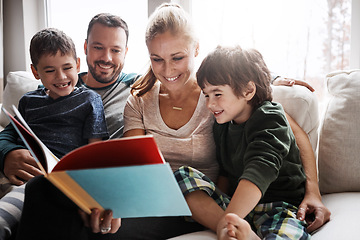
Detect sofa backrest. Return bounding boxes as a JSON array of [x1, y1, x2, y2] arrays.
[[0, 71, 39, 128], [272, 85, 319, 153], [318, 69, 360, 194], [0, 71, 320, 156]]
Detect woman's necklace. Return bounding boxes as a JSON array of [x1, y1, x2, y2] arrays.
[[161, 80, 199, 112]]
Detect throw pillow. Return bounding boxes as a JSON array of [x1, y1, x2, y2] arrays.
[[318, 69, 360, 193]]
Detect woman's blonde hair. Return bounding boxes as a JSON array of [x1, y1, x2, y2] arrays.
[[131, 2, 198, 96]]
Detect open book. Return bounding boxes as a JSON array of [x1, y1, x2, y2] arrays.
[[1, 105, 191, 218]]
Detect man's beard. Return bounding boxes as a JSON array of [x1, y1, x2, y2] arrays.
[[88, 60, 122, 84]]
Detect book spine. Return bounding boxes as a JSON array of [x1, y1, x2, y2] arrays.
[[46, 171, 105, 217]]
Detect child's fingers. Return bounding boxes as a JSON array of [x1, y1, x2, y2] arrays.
[[227, 224, 237, 238]]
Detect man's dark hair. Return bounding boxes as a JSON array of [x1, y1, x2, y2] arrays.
[[87, 13, 129, 45]]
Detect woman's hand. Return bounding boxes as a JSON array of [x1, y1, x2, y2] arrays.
[[79, 208, 121, 234]]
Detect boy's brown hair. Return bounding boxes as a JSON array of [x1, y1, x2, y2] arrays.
[[30, 28, 77, 68], [197, 45, 273, 107]]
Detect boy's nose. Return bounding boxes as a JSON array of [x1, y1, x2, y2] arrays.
[[57, 71, 66, 80], [206, 98, 215, 109]]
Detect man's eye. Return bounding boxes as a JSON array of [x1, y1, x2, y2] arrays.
[[45, 70, 55, 73], [215, 93, 222, 97], [94, 46, 102, 50], [112, 49, 121, 53], [173, 57, 184, 61], [64, 67, 73, 71]]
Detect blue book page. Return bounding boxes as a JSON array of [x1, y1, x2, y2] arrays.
[[66, 163, 191, 218]]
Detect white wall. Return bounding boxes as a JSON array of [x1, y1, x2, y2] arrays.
[[148, 0, 191, 16], [3, 0, 46, 85], [0, 0, 3, 79], [0, 0, 3, 97], [3, 0, 26, 83], [351, 0, 360, 68]]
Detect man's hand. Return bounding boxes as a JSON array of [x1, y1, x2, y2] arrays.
[[273, 77, 315, 92], [3, 149, 43, 185], [297, 192, 331, 233], [79, 208, 121, 234]]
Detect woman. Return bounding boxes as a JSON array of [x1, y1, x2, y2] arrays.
[[123, 2, 329, 237]]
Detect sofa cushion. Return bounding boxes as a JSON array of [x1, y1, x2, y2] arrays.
[[0, 71, 39, 128], [311, 192, 360, 240], [318, 69, 360, 193]]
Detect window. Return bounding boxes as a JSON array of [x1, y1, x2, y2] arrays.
[[191, 0, 351, 102], [47, 0, 149, 74], [47, 0, 352, 104]]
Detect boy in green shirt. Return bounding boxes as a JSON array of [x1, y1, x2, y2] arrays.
[[175, 45, 310, 240]]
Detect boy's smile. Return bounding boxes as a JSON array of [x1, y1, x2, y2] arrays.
[[54, 82, 71, 88], [31, 51, 80, 100], [202, 83, 253, 125]]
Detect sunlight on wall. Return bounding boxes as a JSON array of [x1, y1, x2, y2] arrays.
[[193, 0, 327, 77]]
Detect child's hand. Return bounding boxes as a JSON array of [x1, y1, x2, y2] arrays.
[[4, 149, 43, 185], [217, 217, 232, 240], [217, 213, 260, 240], [217, 215, 238, 240]]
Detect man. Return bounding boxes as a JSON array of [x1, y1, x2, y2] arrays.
[[0, 13, 137, 239], [0, 13, 138, 185]]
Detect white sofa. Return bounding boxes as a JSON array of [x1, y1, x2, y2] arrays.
[[1, 70, 360, 239]]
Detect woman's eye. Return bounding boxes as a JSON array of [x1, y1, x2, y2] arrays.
[[152, 58, 163, 62], [173, 57, 184, 61]]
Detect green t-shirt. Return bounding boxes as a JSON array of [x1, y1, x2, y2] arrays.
[[213, 101, 306, 206]]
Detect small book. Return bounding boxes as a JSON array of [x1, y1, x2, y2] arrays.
[[1, 105, 191, 218]]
